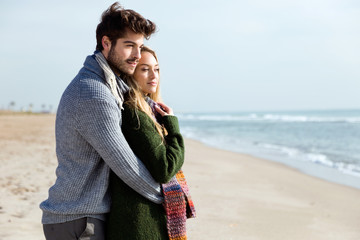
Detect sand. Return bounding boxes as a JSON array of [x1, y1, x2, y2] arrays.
[[0, 113, 359, 240]]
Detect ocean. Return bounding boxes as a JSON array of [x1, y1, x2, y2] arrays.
[[177, 109, 360, 189]]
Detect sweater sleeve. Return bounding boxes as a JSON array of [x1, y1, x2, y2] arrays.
[[122, 105, 185, 183], [76, 98, 163, 204]]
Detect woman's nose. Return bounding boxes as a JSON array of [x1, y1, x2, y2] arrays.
[[149, 69, 156, 79]]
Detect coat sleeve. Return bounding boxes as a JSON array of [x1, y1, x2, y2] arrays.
[[122, 105, 185, 183]]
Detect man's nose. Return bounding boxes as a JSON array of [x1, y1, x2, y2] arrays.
[[133, 47, 141, 59]]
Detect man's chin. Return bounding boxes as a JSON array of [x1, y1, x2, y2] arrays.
[[113, 68, 134, 77], [107, 62, 134, 76], [118, 66, 135, 75]]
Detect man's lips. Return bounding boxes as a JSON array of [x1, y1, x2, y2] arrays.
[[126, 60, 138, 67]]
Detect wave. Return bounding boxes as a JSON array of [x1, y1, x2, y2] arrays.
[[257, 143, 360, 177], [178, 113, 360, 123]]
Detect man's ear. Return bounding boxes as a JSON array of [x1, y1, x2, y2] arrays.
[[101, 36, 111, 58]]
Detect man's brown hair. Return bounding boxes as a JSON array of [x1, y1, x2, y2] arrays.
[[96, 2, 156, 51]]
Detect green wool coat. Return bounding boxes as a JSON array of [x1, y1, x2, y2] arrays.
[[107, 104, 185, 240]]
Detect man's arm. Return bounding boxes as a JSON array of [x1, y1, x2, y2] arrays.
[[76, 98, 163, 204]]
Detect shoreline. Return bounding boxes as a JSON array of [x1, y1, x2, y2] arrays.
[[185, 138, 360, 191], [1, 114, 360, 239]]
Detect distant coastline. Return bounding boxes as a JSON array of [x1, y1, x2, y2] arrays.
[[0, 110, 55, 116]]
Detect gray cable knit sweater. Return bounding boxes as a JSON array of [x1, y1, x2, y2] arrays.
[[40, 53, 163, 224]]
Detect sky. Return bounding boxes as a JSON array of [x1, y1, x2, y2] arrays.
[[1, 0, 359, 113]]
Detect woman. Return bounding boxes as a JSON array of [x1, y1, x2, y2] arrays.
[[107, 47, 195, 240]]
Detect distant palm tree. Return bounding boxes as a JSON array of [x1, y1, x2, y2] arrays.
[[41, 104, 46, 113], [28, 103, 33, 113], [8, 101, 16, 111]]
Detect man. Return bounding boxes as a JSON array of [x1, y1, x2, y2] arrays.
[[40, 3, 162, 239]]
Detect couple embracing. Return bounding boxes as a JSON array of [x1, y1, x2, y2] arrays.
[[40, 2, 195, 240]]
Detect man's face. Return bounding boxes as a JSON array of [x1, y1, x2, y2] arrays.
[[105, 30, 144, 75]]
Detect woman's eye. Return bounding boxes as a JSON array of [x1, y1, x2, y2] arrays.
[[142, 68, 149, 71], [155, 68, 160, 72]]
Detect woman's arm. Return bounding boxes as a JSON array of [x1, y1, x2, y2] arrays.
[[122, 105, 184, 183]]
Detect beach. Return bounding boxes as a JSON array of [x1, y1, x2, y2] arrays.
[[1, 113, 360, 240]]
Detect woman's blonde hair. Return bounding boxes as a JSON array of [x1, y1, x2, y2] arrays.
[[124, 46, 164, 139]]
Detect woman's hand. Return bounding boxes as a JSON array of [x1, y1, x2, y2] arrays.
[[155, 102, 174, 116]]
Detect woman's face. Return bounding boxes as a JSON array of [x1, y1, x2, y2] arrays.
[[133, 51, 159, 95]]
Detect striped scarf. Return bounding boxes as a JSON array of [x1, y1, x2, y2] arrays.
[[94, 52, 129, 109], [146, 97, 196, 240]]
